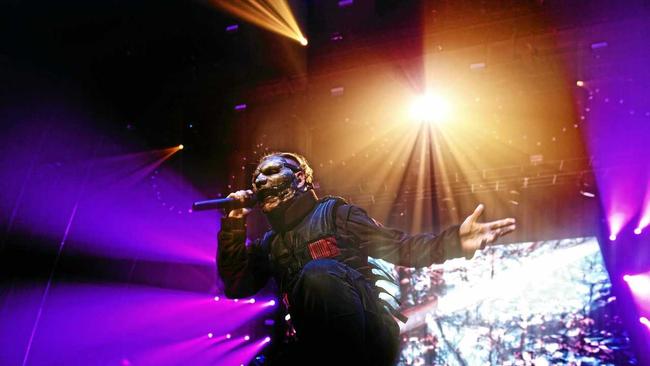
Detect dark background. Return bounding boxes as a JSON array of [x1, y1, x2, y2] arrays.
[[1, 0, 649, 365]]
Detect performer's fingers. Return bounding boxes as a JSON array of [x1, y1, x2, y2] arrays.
[[228, 190, 253, 202], [488, 218, 516, 230], [483, 225, 516, 247], [480, 238, 488, 249], [494, 224, 516, 239], [469, 204, 484, 222]]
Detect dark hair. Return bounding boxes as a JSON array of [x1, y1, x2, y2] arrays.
[[259, 152, 314, 189]]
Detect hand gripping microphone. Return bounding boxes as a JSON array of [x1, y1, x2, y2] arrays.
[[192, 195, 257, 212]]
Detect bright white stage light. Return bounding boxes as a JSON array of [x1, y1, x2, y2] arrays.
[[409, 93, 452, 124], [641, 316, 650, 327]]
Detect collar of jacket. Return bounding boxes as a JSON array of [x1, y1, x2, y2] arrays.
[[267, 189, 319, 233]]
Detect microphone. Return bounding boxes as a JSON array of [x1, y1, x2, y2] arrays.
[[192, 196, 257, 211]]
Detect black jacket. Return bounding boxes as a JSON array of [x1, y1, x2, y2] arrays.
[[217, 190, 468, 299]]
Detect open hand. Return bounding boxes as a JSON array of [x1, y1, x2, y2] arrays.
[[459, 204, 516, 259]]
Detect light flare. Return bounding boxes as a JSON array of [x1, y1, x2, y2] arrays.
[[409, 93, 452, 124], [640, 317, 650, 329], [608, 212, 626, 241], [624, 273, 650, 300], [212, 0, 307, 46]]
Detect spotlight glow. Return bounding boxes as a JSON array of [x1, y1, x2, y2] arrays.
[[634, 227, 642, 235], [608, 213, 625, 240], [207, 333, 213, 339], [409, 93, 452, 124], [263, 336, 271, 344], [226, 334, 231, 339], [244, 335, 250, 341], [576, 80, 585, 87], [638, 209, 650, 233], [249, 298, 256, 304], [267, 300, 276, 306], [214, 296, 220, 302], [178, 144, 184, 150], [641, 317, 650, 327], [624, 273, 650, 298], [214, 1, 307, 45]]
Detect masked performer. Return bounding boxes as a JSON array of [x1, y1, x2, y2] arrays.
[[217, 152, 515, 366]]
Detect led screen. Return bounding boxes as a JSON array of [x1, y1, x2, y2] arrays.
[[379, 237, 637, 365]]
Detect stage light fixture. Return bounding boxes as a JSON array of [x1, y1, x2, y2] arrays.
[[624, 273, 650, 299], [178, 144, 184, 150], [299, 37, 308, 46], [244, 335, 250, 341], [579, 190, 596, 198], [634, 228, 642, 235], [338, 0, 354, 7], [409, 93, 451, 124], [249, 298, 256, 304], [470, 62, 486, 71], [576, 80, 585, 87], [637, 211, 650, 235], [330, 32, 343, 41], [214, 296, 220, 301], [608, 213, 625, 242], [263, 336, 271, 344], [578, 172, 596, 197], [591, 41, 608, 50], [268, 300, 276, 306], [208, 333, 213, 338], [624, 274, 632, 282], [226, 333, 232, 339], [641, 317, 650, 328], [330, 86, 344, 97]]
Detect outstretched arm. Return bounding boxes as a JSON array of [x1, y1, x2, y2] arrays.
[[337, 203, 515, 267]]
